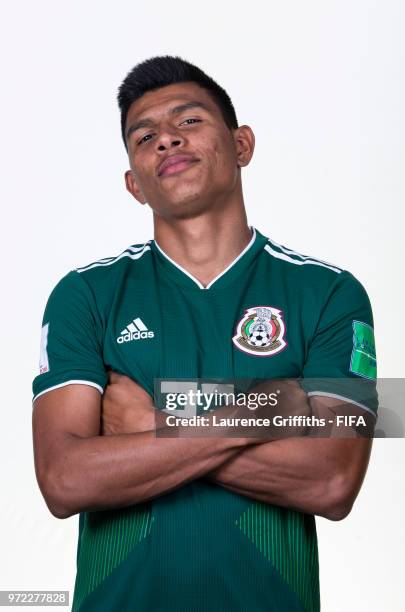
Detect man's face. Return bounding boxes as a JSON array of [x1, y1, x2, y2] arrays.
[[124, 82, 253, 220]]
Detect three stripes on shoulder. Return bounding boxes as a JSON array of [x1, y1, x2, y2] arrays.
[[265, 239, 343, 274], [75, 237, 342, 275], [76, 242, 152, 273]]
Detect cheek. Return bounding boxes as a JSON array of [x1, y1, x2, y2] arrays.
[[212, 133, 228, 155], [198, 127, 233, 161], [130, 160, 154, 190], [210, 138, 237, 175], [131, 154, 147, 177]]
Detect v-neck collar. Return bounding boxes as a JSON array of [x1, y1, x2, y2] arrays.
[[151, 226, 267, 291]]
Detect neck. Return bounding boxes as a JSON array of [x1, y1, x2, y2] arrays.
[[153, 205, 252, 288]]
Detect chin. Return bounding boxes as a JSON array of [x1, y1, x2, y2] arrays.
[[153, 191, 211, 221]]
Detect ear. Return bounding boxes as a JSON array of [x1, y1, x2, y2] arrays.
[[125, 170, 147, 205], [233, 125, 255, 168]]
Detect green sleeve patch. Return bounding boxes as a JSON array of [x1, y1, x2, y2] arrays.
[[350, 320, 377, 380]]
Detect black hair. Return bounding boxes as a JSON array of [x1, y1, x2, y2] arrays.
[[117, 55, 238, 149]]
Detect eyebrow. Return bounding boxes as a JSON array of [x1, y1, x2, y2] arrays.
[[125, 101, 211, 141]]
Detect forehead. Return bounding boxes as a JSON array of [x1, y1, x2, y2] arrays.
[[125, 82, 221, 125]]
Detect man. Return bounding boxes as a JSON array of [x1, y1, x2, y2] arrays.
[[32, 56, 377, 612]]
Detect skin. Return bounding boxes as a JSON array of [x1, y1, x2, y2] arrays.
[[124, 82, 254, 286], [101, 374, 373, 521], [33, 381, 263, 518], [32, 81, 373, 520]]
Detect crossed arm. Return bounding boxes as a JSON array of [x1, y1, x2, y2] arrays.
[[32, 374, 373, 521]]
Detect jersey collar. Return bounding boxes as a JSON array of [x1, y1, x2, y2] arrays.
[[151, 226, 267, 291]]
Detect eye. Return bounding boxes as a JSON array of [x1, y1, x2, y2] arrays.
[[180, 118, 202, 125], [137, 133, 154, 146]]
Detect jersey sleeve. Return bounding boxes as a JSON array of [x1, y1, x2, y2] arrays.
[[32, 271, 108, 402], [302, 271, 378, 416]]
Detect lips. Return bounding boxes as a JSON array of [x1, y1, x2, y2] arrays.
[[157, 154, 199, 177]]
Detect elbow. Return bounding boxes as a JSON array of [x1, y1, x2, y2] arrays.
[[48, 503, 73, 520], [321, 501, 353, 522], [317, 473, 355, 522], [36, 464, 79, 520]]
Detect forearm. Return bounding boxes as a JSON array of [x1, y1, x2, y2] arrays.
[[207, 437, 371, 520], [45, 429, 248, 518]]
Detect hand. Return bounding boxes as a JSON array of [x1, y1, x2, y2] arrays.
[[101, 371, 156, 435], [244, 378, 312, 439]]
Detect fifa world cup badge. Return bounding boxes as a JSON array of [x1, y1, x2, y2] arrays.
[[232, 306, 287, 356]]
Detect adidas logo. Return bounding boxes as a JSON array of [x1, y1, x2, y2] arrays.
[[117, 317, 155, 344]]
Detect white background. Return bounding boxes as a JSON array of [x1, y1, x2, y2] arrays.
[[1, 1, 404, 610]]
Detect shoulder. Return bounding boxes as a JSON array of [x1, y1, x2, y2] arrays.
[[259, 232, 371, 307], [44, 239, 153, 311], [262, 235, 344, 277], [70, 239, 153, 290], [74, 239, 153, 277]]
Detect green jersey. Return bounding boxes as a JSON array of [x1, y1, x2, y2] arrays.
[[32, 227, 377, 612]]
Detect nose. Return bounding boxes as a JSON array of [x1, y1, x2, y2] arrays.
[[155, 126, 185, 152]]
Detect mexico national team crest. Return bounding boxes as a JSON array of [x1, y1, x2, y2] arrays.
[[232, 306, 287, 356]]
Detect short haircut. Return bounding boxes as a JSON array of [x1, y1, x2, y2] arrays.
[[117, 55, 238, 149]]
